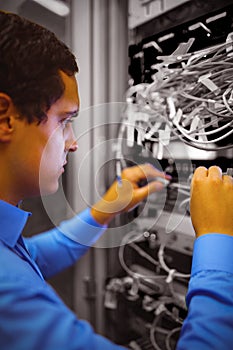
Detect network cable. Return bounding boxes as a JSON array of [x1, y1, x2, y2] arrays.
[[124, 37, 233, 152]]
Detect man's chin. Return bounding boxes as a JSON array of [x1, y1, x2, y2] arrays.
[[39, 182, 59, 197]]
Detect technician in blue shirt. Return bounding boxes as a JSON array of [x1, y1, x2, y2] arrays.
[[0, 10, 170, 350], [0, 10, 233, 350]]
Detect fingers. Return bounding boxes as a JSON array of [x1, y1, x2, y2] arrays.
[[142, 163, 171, 180], [192, 166, 208, 180], [147, 181, 165, 193], [193, 166, 231, 182], [208, 166, 222, 180], [133, 180, 164, 203], [122, 163, 171, 182]]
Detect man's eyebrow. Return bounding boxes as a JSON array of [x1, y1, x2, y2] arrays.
[[64, 109, 79, 117]]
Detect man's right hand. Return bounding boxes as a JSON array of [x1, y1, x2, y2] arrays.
[[190, 166, 233, 237]]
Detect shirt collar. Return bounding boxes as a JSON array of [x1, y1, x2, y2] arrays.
[[0, 200, 31, 248]]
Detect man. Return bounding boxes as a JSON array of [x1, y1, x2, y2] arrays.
[[0, 11, 169, 350], [0, 10, 233, 350]]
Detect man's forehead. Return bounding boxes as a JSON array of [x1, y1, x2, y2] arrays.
[[59, 71, 80, 107]]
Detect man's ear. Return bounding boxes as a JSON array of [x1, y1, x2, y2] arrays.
[[0, 94, 15, 143]]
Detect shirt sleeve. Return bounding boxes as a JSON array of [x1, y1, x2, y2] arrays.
[[177, 233, 233, 350], [0, 273, 127, 350], [25, 208, 107, 279]]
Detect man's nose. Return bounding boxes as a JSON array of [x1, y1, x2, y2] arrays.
[[68, 140, 78, 152], [65, 125, 78, 152]]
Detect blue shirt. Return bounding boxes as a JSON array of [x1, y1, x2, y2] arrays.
[[0, 200, 126, 350], [177, 233, 233, 350]]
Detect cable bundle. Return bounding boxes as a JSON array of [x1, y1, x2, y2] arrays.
[[126, 36, 233, 151]]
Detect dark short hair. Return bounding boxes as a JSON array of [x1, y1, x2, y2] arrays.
[[0, 11, 79, 123]]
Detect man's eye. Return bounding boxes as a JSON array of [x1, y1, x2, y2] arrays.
[[61, 118, 74, 128]]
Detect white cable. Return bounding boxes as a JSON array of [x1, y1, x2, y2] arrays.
[[119, 231, 167, 281], [173, 119, 233, 144], [158, 244, 191, 279], [178, 197, 190, 211], [124, 39, 233, 151]]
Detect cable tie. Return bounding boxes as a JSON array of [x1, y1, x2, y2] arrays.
[[142, 40, 163, 53], [181, 61, 186, 69], [190, 115, 200, 133], [126, 102, 137, 148], [144, 121, 162, 140], [171, 38, 195, 56], [166, 269, 176, 284], [128, 278, 139, 297], [199, 22, 212, 34], [228, 89, 233, 105], [159, 124, 171, 147], [198, 73, 220, 95], [210, 101, 224, 110], [182, 106, 202, 127], [136, 121, 144, 146], [152, 143, 158, 158], [155, 303, 166, 316], [181, 116, 189, 128], [211, 116, 219, 128], [173, 108, 182, 126], [167, 96, 176, 120], [226, 32, 233, 54], [157, 125, 171, 159], [207, 99, 216, 104], [198, 120, 208, 142], [157, 138, 164, 160]]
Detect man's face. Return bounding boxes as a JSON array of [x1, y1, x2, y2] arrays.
[[14, 71, 79, 198]]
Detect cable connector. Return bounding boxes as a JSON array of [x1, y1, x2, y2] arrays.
[[225, 168, 233, 177]]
